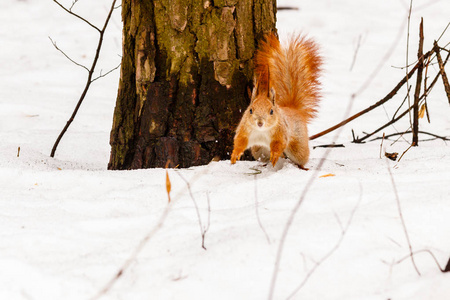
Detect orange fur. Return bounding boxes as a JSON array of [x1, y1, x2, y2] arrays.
[[231, 32, 322, 168]]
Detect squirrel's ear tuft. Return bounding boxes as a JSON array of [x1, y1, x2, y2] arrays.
[[269, 88, 276, 104]]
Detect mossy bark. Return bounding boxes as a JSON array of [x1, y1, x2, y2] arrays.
[[109, 0, 277, 169]]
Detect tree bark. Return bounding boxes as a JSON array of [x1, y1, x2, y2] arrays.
[[108, 0, 277, 169]]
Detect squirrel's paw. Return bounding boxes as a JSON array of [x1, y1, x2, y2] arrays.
[[230, 150, 243, 164], [270, 152, 281, 167]]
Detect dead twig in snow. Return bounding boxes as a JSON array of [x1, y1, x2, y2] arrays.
[[309, 54, 428, 141], [385, 159, 421, 276], [434, 41, 450, 104], [254, 174, 271, 244], [91, 202, 173, 300], [405, 0, 414, 133], [369, 131, 450, 142], [354, 53, 447, 144], [393, 249, 449, 272], [412, 18, 424, 146], [286, 183, 363, 299], [50, 0, 119, 158], [349, 34, 363, 71], [268, 90, 356, 300], [92, 167, 209, 299], [176, 172, 210, 250]]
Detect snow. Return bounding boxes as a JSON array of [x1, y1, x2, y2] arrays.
[[1, 0, 449, 299]]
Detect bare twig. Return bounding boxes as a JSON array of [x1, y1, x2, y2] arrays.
[[92, 165, 210, 299], [436, 22, 450, 44], [394, 249, 447, 272], [405, 0, 414, 131], [380, 133, 385, 158], [369, 130, 450, 142], [53, 0, 100, 32], [396, 142, 415, 164], [268, 92, 356, 300], [422, 56, 431, 123], [412, 18, 424, 145], [386, 159, 421, 276], [349, 34, 362, 71], [176, 172, 210, 250], [434, 41, 450, 104], [254, 175, 271, 244], [48, 37, 90, 72], [50, 0, 118, 158], [354, 58, 445, 144], [91, 202, 173, 300], [91, 63, 122, 83], [286, 184, 362, 299], [393, 85, 412, 120], [69, 0, 79, 12], [310, 56, 429, 141]]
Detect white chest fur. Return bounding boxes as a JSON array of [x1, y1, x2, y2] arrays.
[[247, 129, 272, 148]]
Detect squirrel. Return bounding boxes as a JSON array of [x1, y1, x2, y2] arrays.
[[230, 32, 322, 169]]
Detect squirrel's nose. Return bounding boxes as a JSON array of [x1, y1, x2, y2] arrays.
[[257, 121, 263, 127]]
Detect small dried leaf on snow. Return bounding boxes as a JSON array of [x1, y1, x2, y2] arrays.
[[319, 173, 335, 178]]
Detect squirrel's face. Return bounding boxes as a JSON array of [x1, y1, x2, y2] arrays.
[[248, 93, 278, 130]]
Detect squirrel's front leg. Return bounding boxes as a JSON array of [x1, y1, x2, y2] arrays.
[[231, 134, 248, 164], [270, 139, 286, 167]]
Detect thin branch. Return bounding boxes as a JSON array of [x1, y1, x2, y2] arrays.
[[91, 62, 121, 83], [91, 202, 173, 300], [50, 0, 118, 158], [354, 56, 446, 144], [393, 85, 412, 120], [405, 0, 414, 131], [92, 165, 210, 299], [394, 249, 446, 272], [396, 142, 415, 164], [309, 53, 431, 140], [53, 0, 101, 32], [369, 130, 450, 142], [436, 21, 450, 44], [349, 34, 362, 71], [176, 172, 209, 250], [434, 41, 450, 105], [423, 56, 431, 123], [268, 92, 356, 300], [412, 18, 424, 146], [277, 6, 299, 11], [48, 37, 89, 72], [254, 174, 271, 244], [386, 159, 421, 276], [69, 0, 79, 11], [287, 184, 362, 299]]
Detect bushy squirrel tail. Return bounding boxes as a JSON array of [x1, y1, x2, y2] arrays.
[[254, 32, 322, 122]]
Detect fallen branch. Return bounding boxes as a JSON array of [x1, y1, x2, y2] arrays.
[[50, 0, 118, 158], [354, 55, 447, 144], [309, 52, 431, 141]]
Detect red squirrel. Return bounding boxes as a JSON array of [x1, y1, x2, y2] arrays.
[[230, 32, 322, 169]]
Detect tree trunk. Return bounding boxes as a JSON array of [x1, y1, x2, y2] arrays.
[[108, 0, 277, 169]]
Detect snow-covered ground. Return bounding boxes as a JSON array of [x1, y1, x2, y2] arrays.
[[1, 0, 449, 299]]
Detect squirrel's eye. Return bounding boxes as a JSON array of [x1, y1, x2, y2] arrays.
[[270, 109, 274, 115], [249, 108, 253, 114]]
